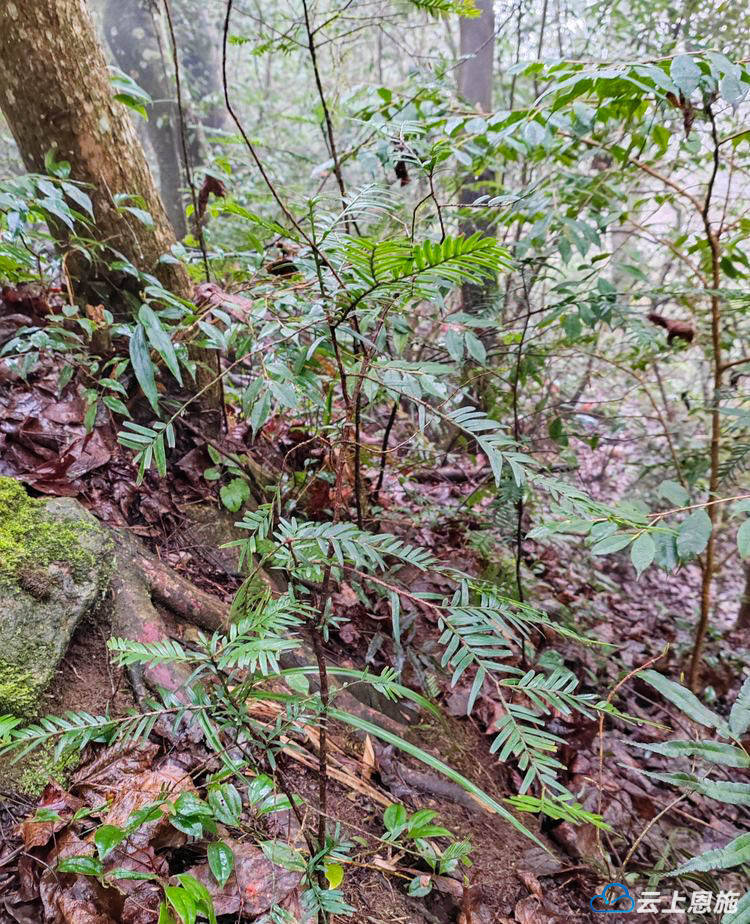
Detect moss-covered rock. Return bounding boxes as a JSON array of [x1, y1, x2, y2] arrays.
[[0, 477, 113, 716]]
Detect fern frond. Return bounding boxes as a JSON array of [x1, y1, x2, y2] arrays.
[[274, 520, 436, 572], [402, 0, 479, 17], [107, 637, 204, 667]]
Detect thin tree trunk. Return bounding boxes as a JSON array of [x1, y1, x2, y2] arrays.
[[457, 0, 496, 315], [102, 0, 187, 237], [737, 562, 750, 629]]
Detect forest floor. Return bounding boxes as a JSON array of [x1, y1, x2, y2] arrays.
[[0, 290, 748, 922]]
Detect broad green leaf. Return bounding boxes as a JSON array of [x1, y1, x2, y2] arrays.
[[206, 841, 234, 889], [108, 868, 160, 881], [57, 855, 103, 876], [139, 304, 182, 386], [208, 783, 242, 826], [129, 323, 159, 415], [384, 803, 407, 835], [94, 824, 126, 860], [669, 832, 750, 875], [590, 533, 632, 555], [730, 676, 750, 738], [220, 478, 250, 513], [325, 862, 345, 889], [658, 480, 689, 506], [177, 873, 217, 924], [260, 840, 306, 872], [464, 331, 486, 363], [102, 395, 132, 418], [670, 54, 702, 96], [158, 904, 178, 924], [640, 670, 729, 733], [627, 738, 750, 768], [630, 533, 655, 577], [165, 886, 197, 924], [444, 328, 464, 362], [676, 510, 711, 559], [738, 520, 750, 559], [654, 531, 679, 571]]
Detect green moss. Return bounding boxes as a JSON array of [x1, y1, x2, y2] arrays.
[[0, 663, 39, 716], [0, 477, 97, 587], [11, 744, 82, 798]]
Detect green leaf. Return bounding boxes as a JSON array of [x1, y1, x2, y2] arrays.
[[640, 670, 729, 733], [176, 873, 217, 924], [139, 304, 182, 386], [57, 855, 103, 876], [659, 480, 689, 506], [207, 842, 234, 889], [723, 890, 750, 924], [670, 54, 702, 96], [590, 533, 632, 555], [102, 395, 132, 418], [738, 520, 750, 559], [165, 886, 197, 924], [654, 531, 679, 571], [676, 509, 712, 559], [158, 904, 178, 924], [220, 478, 251, 513], [207, 783, 242, 826], [108, 868, 160, 881], [325, 862, 345, 889], [260, 840, 306, 872], [129, 324, 159, 414], [627, 738, 750, 768], [669, 832, 750, 875], [94, 824, 126, 860], [730, 676, 750, 738], [630, 533, 656, 577], [384, 803, 407, 835], [464, 331, 486, 363], [444, 329, 464, 362], [641, 770, 750, 805]]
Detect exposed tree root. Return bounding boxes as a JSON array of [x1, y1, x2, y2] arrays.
[[106, 527, 414, 735]]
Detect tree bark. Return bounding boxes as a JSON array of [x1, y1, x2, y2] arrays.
[[102, 0, 188, 237], [0, 0, 223, 429], [0, 0, 189, 301], [457, 0, 496, 315], [737, 561, 750, 629]]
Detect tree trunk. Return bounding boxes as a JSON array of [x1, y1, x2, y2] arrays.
[[102, 0, 188, 237], [0, 0, 189, 301], [457, 0, 496, 315], [0, 0, 222, 430], [737, 561, 750, 629]]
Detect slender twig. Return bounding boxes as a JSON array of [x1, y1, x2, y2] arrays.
[[374, 400, 399, 501]]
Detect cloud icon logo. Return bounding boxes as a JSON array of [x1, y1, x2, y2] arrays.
[[590, 882, 635, 913]]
